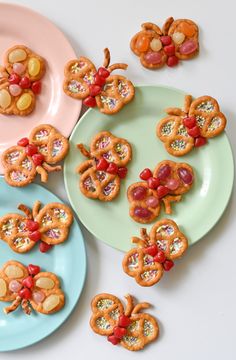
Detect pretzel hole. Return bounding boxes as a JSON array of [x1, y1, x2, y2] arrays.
[[196, 101, 215, 113], [5, 150, 22, 164], [67, 79, 86, 94], [128, 320, 139, 332], [122, 336, 139, 346], [115, 143, 128, 159], [170, 238, 183, 255], [83, 177, 96, 192], [34, 128, 49, 141], [208, 117, 222, 131], [141, 270, 159, 282], [100, 95, 118, 110], [53, 208, 68, 222], [103, 151, 114, 162], [96, 136, 111, 149], [161, 121, 174, 136], [21, 158, 33, 170], [109, 308, 120, 320], [118, 80, 130, 98], [96, 317, 112, 330], [96, 298, 114, 310], [83, 71, 96, 85], [177, 125, 189, 136], [143, 254, 155, 266], [10, 170, 28, 182], [196, 115, 206, 128], [156, 239, 168, 252], [156, 224, 175, 236], [13, 237, 31, 250], [170, 139, 187, 151], [45, 228, 61, 239], [103, 182, 116, 196], [128, 253, 139, 270], [17, 221, 27, 233], [143, 320, 154, 337], [52, 139, 64, 157], [1, 219, 14, 237], [42, 214, 53, 226], [96, 171, 107, 182], [38, 144, 48, 155]]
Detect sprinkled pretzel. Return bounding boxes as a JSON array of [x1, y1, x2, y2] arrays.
[[76, 131, 132, 201], [0, 260, 64, 315], [63, 48, 135, 114], [122, 219, 188, 287], [127, 160, 194, 223], [156, 95, 227, 156], [0, 45, 45, 116], [130, 17, 199, 69], [90, 293, 158, 351], [1, 124, 69, 187], [0, 200, 73, 253]]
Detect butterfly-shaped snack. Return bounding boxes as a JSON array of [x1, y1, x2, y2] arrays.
[[90, 293, 158, 351], [76, 131, 132, 201], [0, 260, 64, 315], [0, 200, 73, 253], [130, 17, 199, 69], [127, 160, 194, 223], [122, 219, 188, 286], [0, 45, 45, 115], [1, 124, 69, 187], [63, 48, 135, 114], [156, 94, 227, 156]]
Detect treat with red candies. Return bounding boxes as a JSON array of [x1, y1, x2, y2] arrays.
[[127, 160, 194, 223]]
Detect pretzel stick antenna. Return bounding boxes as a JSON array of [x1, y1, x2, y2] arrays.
[[21, 299, 32, 315], [132, 302, 150, 315], [162, 195, 181, 214], [108, 63, 128, 72], [32, 200, 41, 218], [17, 204, 33, 219], [4, 296, 21, 314], [183, 95, 192, 114], [162, 16, 174, 35], [36, 166, 48, 183], [103, 48, 110, 68], [124, 294, 134, 316], [132, 236, 147, 248], [141, 22, 162, 35], [77, 144, 91, 158]]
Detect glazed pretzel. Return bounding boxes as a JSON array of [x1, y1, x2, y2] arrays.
[[0, 260, 64, 315], [122, 219, 188, 287], [90, 293, 159, 351], [156, 95, 227, 156], [63, 48, 135, 115], [0, 201, 73, 253], [130, 17, 199, 69], [76, 131, 132, 201], [1, 124, 69, 187], [0, 45, 45, 116], [127, 160, 194, 224]]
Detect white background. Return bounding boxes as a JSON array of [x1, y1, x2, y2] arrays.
[[1, 0, 236, 359]]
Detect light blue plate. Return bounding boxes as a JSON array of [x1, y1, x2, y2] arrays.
[[0, 177, 87, 352]]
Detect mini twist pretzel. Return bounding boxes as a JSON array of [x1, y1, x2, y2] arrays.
[[1, 124, 69, 187], [156, 95, 227, 156], [130, 17, 199, 69], [0, 45, 45, 116], [90, 293, 159, 351], [127, 160, 194, 224], [63, 48, 135, 115], [0, 260, 65, 315], [76, 131, 132, 201], [122, 219, 188, 287], [0, 201, 73, 253]]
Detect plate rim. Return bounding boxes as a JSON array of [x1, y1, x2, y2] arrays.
[[0, 176, 87, 352], [64, 84, 235, 251]]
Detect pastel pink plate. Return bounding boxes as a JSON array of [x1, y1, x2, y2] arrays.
[[0, 3, 82, 174]]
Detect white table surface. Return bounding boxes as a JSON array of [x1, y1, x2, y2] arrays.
[[1, 0, 236, 358]]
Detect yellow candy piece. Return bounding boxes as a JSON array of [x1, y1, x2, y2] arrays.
[[150, 38, 162, 52], [172, 32, 185, 45], [28, 57, 41, 77], [0, 89, 11, 109], [43, 295, 60, 312], [0, 279, 7, 297], [9, 49, 27, 63], [4, 265, 23, 278], [36, 277, 55, 290], [16, 93, 32, 111]]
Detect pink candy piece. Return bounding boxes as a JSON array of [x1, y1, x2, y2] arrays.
[[146, 196, 159, 208], [32, 291, 45, 303], [9, 280, 22, 293], [13, 62, 25, 75], [178, 168, 193, 184], [144, 51, 163, 64], [166, 178, 180, 190], [134, 207, 152, 219], [9, 84, 22, 97], [179, 40, 198, 55]]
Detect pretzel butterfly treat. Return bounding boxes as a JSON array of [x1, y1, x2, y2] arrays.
[[122, 219, 188, 287], [76, 131, 132, 201], [127, 160, 194, 223], [130, 17, 199, 69], [1, 124, 69, 187], [90, 293, 159, 351], [0, 260, 65, 315], [156, 94, 227, 156], [0, 200, 73, 253], [0, 45, 45, 115], [63, 48, 135, 114]]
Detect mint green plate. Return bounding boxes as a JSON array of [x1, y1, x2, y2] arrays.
[[0, 178, 86, 351], [64, 85, 234, 252]]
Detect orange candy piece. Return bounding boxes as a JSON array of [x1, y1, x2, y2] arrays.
[[178, 22, 195, 37], [135, 35, 150, 52]]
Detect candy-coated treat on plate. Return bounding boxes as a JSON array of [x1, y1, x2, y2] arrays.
[[0, 45, 45, 115], [156, 94, 227, 156], [127, 160, 194, 223], [90, 293, 159, 351], [122, 219, 188, 287], [130, 17, 199, 69], [1, 124, 69, 187], [63, 48, 135, 114], [76, 131, 132, 201], [0, 260, 65, 315], [0, 200, 73, 253]]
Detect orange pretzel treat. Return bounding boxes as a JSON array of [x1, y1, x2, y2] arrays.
[[76, 131, 132, 201], [0, 261, 65, 315], [1, 124, 69, 187], [0, 45, 45, 115], [90, 293, 159, 351], [0, 201, 73, 253], [130, 17, 199, 69], [127, 160, 194, 223], [122, 219, 188, 286], [63, 48, 135, 114], [156, 94, 227, 156]]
